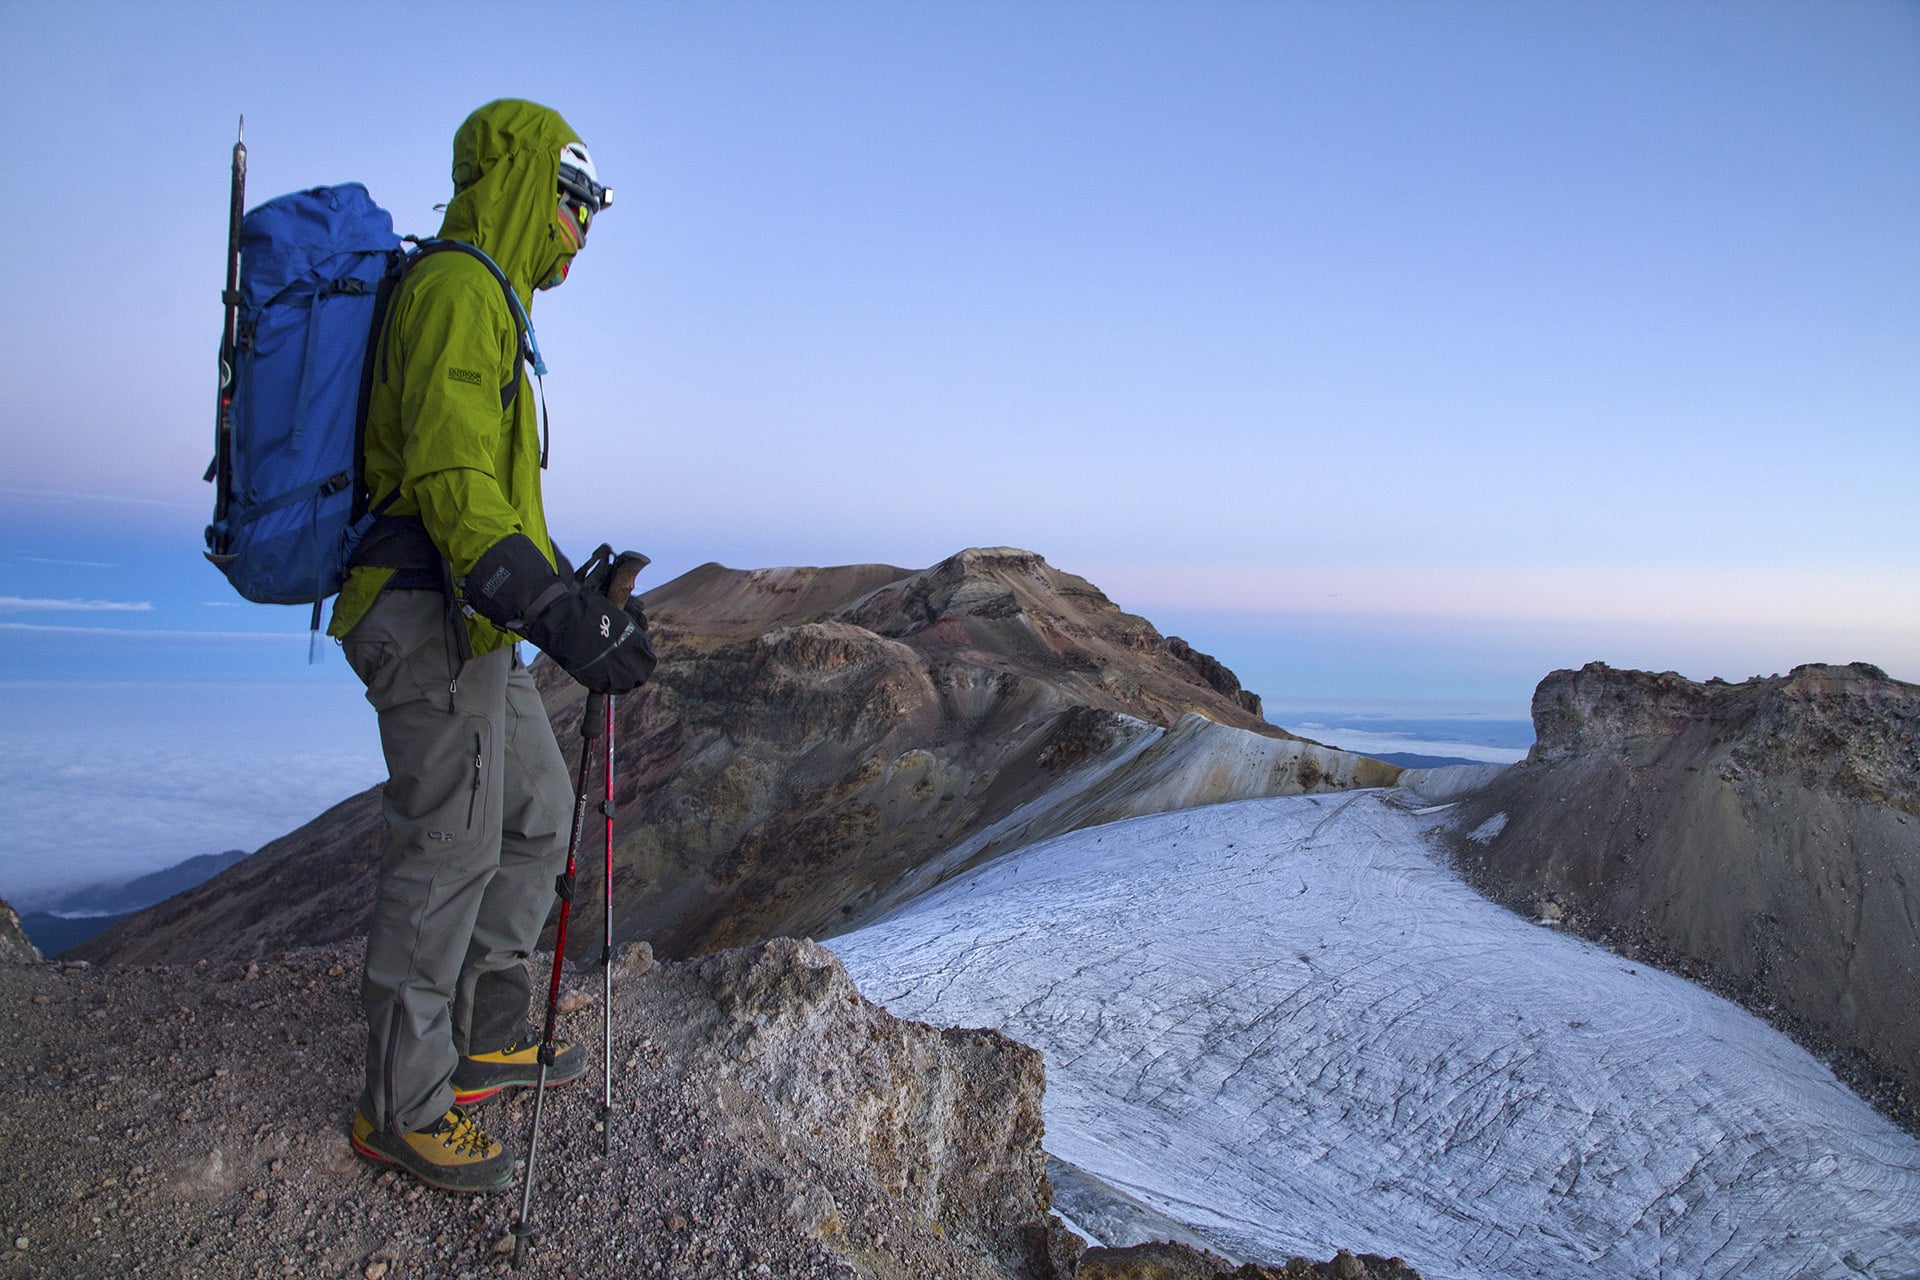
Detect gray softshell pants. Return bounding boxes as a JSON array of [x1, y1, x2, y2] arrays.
[[343, 589, 573, 1134]]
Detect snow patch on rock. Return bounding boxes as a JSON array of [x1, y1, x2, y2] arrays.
[[1464, 811, 1508, 844]]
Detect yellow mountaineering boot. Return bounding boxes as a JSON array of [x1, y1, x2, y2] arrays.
[[350, 1106, 513, 1194], [451, 1038, 587, 1105]]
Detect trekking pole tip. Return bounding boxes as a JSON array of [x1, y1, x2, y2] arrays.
[[510, 1221, 532, 1268]]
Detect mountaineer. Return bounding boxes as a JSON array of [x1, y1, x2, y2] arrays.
[[333, 99, 654, 1193]]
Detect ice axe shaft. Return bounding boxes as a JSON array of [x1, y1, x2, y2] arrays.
[[206, 116, 246, 519]]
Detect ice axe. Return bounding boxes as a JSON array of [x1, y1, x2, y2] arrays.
[[512, 545, 648, 1269]]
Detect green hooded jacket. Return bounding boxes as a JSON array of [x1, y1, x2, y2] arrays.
[[328, 99, 586, 655]]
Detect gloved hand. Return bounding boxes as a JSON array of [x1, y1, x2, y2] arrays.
[[461, 533, 656, 694], [573, 545, 650, 636]]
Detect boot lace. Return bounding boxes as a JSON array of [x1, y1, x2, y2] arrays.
[[433, 1106, 496, 1158]]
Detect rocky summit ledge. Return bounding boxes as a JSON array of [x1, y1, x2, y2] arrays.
[[0, 936, 1419, 1279]]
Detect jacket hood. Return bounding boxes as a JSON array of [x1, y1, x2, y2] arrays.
[[437, 99, 584, 304]]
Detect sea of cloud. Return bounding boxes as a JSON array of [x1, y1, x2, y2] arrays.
[[0, 679, 383, 908], [1284, 718, 1531, 764]]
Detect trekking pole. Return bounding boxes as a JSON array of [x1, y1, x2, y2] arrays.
[[511, 549, 648, 1269], [510, 685, 594, 1269], [601, 673, 617, 1155], [595, 554, 648, 1154]]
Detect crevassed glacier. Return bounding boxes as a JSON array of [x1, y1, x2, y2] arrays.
[[828, 792, 1920, 1280]]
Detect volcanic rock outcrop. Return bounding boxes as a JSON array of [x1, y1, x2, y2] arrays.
[[0, 896, 40, 965], [1448, 661, 1920, 1122], [78, 548, 1398, 967]]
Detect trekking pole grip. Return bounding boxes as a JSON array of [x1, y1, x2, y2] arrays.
[[606, 553, 647, 610], [581, 550, 649, 735]]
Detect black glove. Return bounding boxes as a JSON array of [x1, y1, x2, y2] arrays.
[[462, 533, 656, 695], [573, 545, 651, 635]]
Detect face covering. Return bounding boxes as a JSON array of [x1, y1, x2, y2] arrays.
[[537, 198, 594, 290]]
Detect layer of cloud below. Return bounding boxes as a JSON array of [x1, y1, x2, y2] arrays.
[[0, 597, 152, 613], [0, 682, 383, 908]]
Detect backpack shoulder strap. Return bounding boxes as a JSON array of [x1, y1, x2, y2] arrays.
[[404, 239, 545, 408], [353, 248, 408, 525]]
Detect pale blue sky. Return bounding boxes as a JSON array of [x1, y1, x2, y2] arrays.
[[1, 1, 1916, 897]]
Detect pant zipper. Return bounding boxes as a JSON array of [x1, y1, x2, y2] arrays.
[[467, 732, 482, 828], [383, 1003, 405, 1135]]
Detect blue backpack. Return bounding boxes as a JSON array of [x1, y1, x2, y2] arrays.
[[203, 182, 399, 612], [203, 183, 542, 635]]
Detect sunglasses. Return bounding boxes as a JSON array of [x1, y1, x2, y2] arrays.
[[558, 197, 594, 251]]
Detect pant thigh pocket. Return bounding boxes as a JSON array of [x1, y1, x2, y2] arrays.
[[379, 711, 496, 862]]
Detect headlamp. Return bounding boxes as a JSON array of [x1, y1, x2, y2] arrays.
[[558, 141, 612, 212]]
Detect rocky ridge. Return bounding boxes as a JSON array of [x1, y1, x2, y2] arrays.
[[76, 549, 1397, 968], [1448, 660, 1920, 1129], [0, 936, 1418, 1280]]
